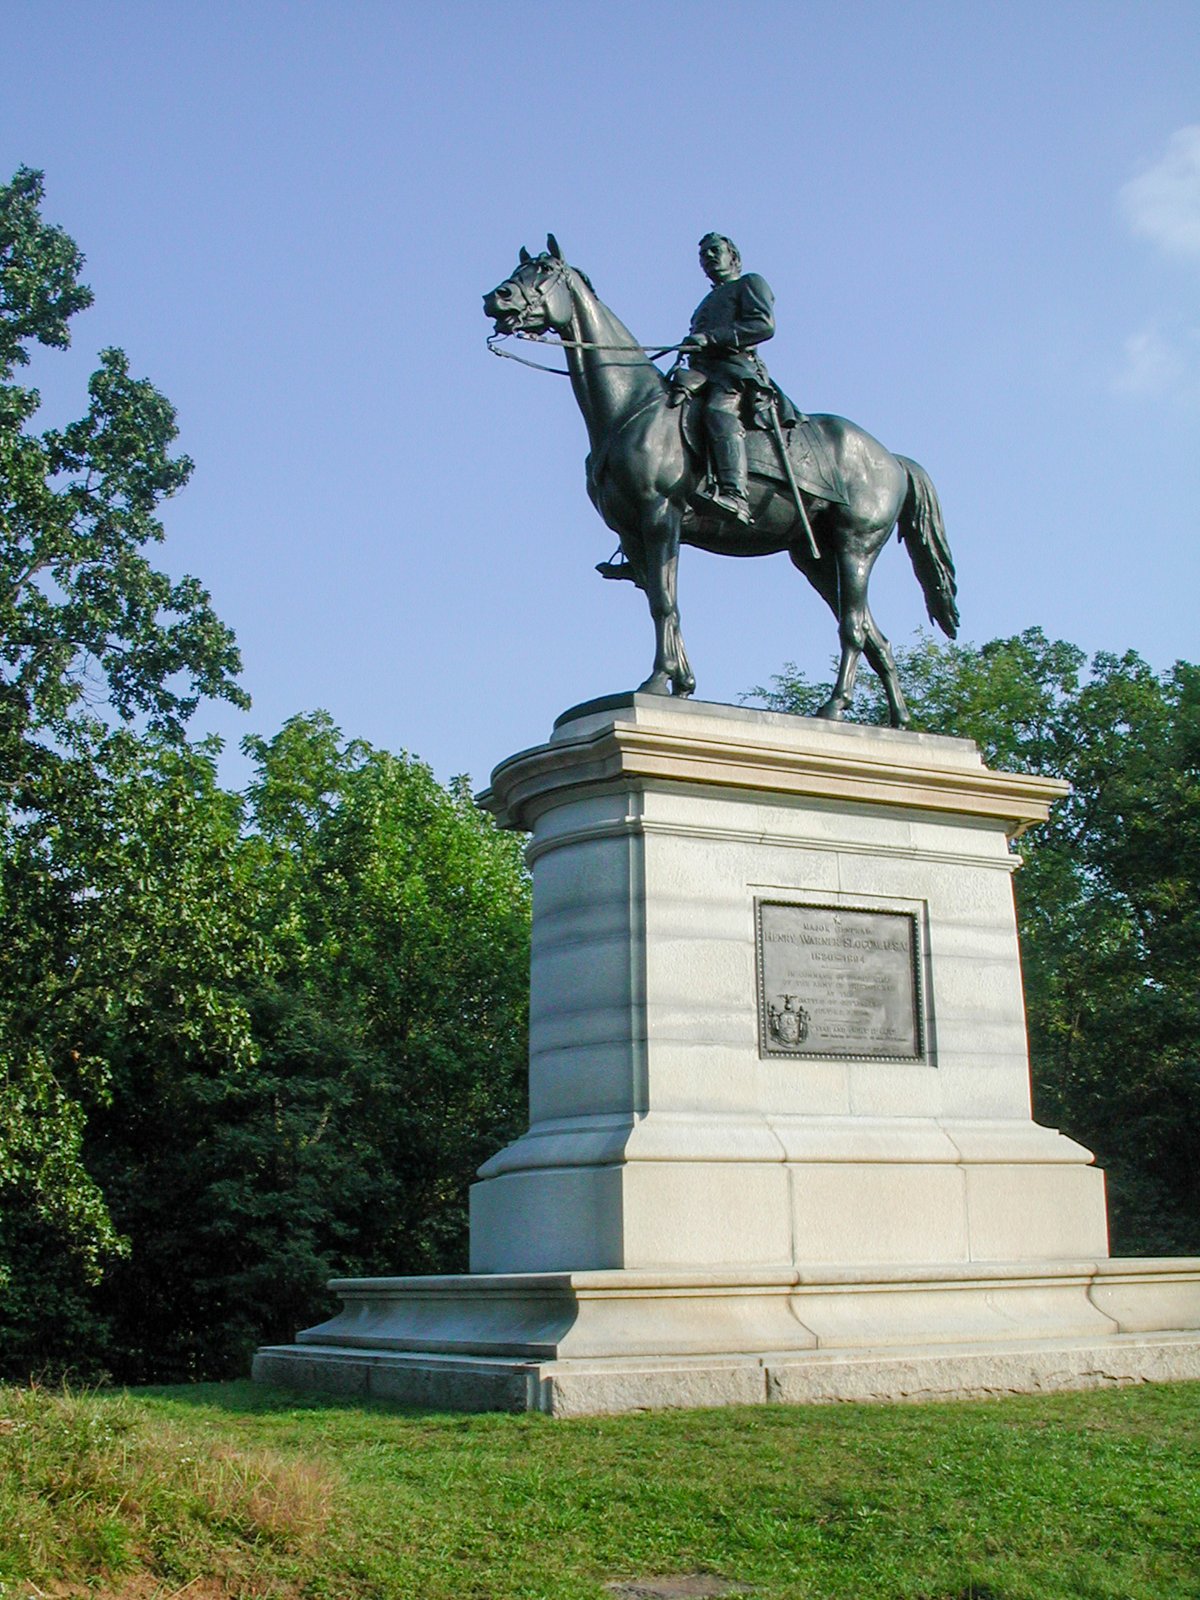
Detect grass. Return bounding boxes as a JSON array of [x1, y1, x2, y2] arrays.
[[1, 1379, 1197, 1599], [0, 1383, 332, 1598]]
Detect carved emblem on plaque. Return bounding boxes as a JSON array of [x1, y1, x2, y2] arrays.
[[767, 994, 810, 1047]]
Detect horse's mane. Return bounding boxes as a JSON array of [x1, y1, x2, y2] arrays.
[[546, 255, 593, 294], [530, 250, 595, 295]]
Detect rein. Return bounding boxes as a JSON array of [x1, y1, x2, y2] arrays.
[[488, 330, 685, 376]]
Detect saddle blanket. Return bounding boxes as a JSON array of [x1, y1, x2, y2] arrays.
[[744, 419, 848, 506], [679, 396, 847, 506]]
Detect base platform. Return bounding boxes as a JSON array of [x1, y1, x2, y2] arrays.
[[254, 701, 1200, 1415], [252, 1258, 1200, 1415]]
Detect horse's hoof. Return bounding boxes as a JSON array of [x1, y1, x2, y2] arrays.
[[636, 673, 671, 696], [815, 700, 844, 722]]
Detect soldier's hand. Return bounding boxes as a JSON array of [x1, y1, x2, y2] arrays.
[[680, 333, 708, 353]]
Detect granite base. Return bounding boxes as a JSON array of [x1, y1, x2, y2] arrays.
[[252, 1258, 1200, 1415]]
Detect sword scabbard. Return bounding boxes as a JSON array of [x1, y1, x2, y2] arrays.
[[769, 402, 820, 562]]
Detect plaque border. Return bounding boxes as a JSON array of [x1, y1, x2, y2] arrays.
[[754, 898, 926, 1063]]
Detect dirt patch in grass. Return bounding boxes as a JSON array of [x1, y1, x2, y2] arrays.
[[40, 1581, 233, 1599], [37, 1582, 314, 1599], [605, 1577, 756, 1598]]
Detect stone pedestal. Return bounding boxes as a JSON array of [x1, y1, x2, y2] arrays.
[[254, 696, 1200, 1412]]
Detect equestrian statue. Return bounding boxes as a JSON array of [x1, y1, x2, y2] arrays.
[[483, 233, 958, 727]]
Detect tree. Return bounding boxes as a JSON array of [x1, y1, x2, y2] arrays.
[[750, 631, 1200, 1253], [0, 711, 534, 1384], [0, 167, 248, 1287], [68, 715, 531, 1382], [0, 732, 270, 1377], [0, 168, 246, 755]]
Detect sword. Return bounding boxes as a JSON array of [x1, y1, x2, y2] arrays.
[[767, 396, 820, 563]]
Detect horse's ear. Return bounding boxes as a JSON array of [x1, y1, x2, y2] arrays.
[[519, 245, 531, 264], [547, 233, 563, 260]]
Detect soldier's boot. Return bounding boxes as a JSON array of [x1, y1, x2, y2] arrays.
[[596, 557, 641, 586], [704, 431, 751, 525]]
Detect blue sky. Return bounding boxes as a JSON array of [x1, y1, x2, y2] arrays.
[[4, 1, 1198, 787]]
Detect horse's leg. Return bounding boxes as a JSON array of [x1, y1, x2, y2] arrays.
[[789, 541, 839, 618], [816, 549, 870, 722], [788, 538, 848, 715], [636, 505, 694, 697], [862, 606, 911, 728]]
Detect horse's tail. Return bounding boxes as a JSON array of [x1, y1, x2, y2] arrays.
[[895, 456, 959, 639]]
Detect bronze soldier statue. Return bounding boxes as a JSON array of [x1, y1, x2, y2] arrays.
[[677, 232, 796, 526], [484, 235, 958, 724]]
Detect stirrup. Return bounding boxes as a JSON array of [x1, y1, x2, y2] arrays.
[[596, 556, 639, 583], [691, 483, 751, 526]]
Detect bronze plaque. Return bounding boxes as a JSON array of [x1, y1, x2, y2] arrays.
[[756, 901, 922, 1060]]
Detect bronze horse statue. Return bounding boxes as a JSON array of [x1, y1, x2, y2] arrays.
[[484, 236, 958, 726]]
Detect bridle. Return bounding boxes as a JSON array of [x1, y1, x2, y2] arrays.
[[495, 255, 574, 335], [487, 255, 685, 375]]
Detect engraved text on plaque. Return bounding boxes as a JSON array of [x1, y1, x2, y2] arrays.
[[756, 901, 923, 1060]]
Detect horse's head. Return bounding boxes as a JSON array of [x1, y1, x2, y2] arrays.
[[483, 233, 576, 337]]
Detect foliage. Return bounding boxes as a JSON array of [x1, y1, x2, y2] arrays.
[[0, 167, 248, 1292], [1, 714, 531, 1384], [0, 732, 270, 1378], [749, 630, 1200, 1252], [240, 713, 532, 1283], [0, 167, 246, 755], [5, 1379, 1200, 1599]]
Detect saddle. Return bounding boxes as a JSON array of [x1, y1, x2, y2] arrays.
[[585, 381, 849, 525], [677, 386, 848, 506]]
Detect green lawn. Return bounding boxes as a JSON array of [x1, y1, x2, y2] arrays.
[[2, 1379, 1198, 1599]]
